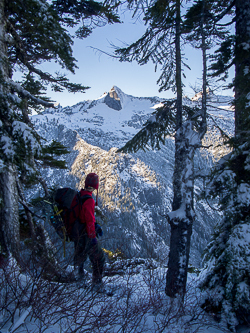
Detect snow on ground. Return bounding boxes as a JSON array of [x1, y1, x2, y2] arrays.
[[0, 258, 233, 333]]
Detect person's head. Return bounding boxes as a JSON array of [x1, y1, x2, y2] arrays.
[[85, 173, 99, 190], [85, 173, 99, 205]]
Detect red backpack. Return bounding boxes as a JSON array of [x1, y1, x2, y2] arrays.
[[51, 188, 92, 240]]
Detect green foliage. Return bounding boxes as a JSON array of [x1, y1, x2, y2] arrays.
[[144, 0, 175, 24], [0, 97, 40, 177], [118, 99, 202, 153], [118, 99, 176, 153], [192, 4, 250, 327], [206, 141, 250, 210], [114, 0, 179, 93], [201, 139, 250, 329], [187, 264, 200, 275], [200, 215, 250, 330], [19, 73, 52, 113], [0, 0, 120, 275], [1, 0, 120, 184], [6, 0, 120, 98], [42, 140, 70, 157], [7, 0, 77, 73], [209, 36, 235, 79], [37, 140, 70, 169], [184, 0, 230, 44], [52, 0, 120, 33]]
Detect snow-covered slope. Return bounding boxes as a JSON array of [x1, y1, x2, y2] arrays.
[[33, 86, 161, 150], [31, 86, 234, 266], [0, 257, 231, 333]]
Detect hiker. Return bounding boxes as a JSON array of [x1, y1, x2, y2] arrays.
[[70, 173, 105, 291]]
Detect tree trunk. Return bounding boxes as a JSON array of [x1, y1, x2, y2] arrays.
[[0, 0, 20, 260], [165, 123, 195, 298], [0, 166, 20, 259], [165, 0, 208, 298], [175, 0, 182, 131], [234, 0, 250, 141], [165, 0, 193, 298], [200, 0, 207, 139]]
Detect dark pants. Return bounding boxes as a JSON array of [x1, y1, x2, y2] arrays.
[[71, 220, 105, 283]]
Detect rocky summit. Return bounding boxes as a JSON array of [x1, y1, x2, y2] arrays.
[[104, 86, 122, 110]]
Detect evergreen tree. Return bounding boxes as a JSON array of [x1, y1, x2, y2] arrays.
[[115, 0, 215, 298], [197, 1, 250, 330], [0, 0, 119, 267], [183, 0, 230, 130]]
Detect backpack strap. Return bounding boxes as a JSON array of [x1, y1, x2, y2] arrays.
[[77, 194, 93, 216], [69, 193, 93, 221], [80, 194, 93, 203]]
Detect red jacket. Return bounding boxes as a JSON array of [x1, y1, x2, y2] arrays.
[[78, 189, 96, 239]]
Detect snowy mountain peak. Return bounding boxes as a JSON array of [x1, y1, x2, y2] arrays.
[[104, 86, 123, 110]]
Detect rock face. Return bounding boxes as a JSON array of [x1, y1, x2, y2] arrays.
[[71, 139, 171, 260], [104, 86, 122, 110], [31, 87, 233, 266]]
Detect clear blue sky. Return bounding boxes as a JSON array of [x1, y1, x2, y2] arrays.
[[40, 11, 234, 107]]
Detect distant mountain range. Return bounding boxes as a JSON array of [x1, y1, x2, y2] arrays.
[[31, 86, 234, 267]]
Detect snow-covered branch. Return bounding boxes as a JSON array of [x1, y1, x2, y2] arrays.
[[7, 79, 55, 107]]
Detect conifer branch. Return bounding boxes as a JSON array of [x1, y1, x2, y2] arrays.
[[211, 0, 235, 24], [6, 17, 88, 93], [18, 199, 45, 222], [207, 113, 231, 141], [7, 79, 55, 107], [118, 100, 176, 153]]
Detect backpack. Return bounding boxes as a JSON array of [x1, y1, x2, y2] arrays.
[[50, 188, 92, 241]]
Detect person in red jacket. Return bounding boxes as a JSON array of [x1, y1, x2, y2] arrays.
[[71, 173, 105, 291]]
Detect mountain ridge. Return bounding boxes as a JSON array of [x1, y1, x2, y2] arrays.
[[31, 86, 233, 266]]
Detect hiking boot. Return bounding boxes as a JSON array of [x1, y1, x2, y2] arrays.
[[77, 278, 88, 289], [78, 267, 85, 281], [73, 264, 90, 282], [91, 281, 106, 293], [75, 267, 90, 289]]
